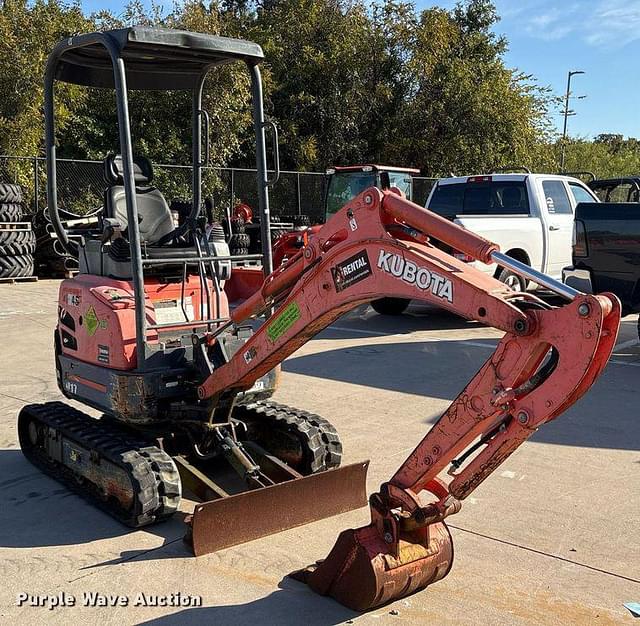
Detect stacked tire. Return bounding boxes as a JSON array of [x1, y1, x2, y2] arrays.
[[224, 218, 250, 257], [278, 214, 311, 228], [0, 184, 35, 279], [244, 214, 311, 255]]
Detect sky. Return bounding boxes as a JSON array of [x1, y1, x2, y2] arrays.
[[78, 0, 639, 140], [425, 0, 639, 139]]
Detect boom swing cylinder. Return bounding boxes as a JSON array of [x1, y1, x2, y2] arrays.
[[193, 187, 620, 611]]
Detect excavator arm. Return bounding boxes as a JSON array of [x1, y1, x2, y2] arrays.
[[195, 187, 621, 611]]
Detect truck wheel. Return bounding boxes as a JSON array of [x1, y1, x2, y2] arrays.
[[371, 297, 410, 316], [0, 253, 34, 278], [497, 268, 527, 292], [228, 233, 250, 249]]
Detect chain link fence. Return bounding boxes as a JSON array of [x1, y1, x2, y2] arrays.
[[0, 155, 436, 222]]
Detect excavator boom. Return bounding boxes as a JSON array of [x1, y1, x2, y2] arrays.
[[193, 187, 620, 611]]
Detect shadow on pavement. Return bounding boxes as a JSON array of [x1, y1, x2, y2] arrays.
[[285, 338, 491, 405], [285, 340, 640, 452], [0, 449, 188, 551], [319, 303, 481, 339], [139, 579, 356, 626]]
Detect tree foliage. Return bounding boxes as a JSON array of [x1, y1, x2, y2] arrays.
[[0, 0, 612, 186], [560, 135, 640, 179], [0, 0, 93, 158]]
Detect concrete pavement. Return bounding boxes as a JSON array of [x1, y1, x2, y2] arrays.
[[0, 280, 637, 624]]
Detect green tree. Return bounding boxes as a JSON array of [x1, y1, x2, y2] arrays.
[[0, 0, 564, 208], [383, 0, 557, 175], [0, 0, 93, 201], [561, 136, 640, 178], [248, 0, 404, 170], [0, 0, 93, 157]]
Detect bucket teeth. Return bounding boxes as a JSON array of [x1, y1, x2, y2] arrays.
[[291, 521, 454, 612]]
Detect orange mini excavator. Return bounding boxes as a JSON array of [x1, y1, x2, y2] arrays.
[[19, 27, 620, 612]]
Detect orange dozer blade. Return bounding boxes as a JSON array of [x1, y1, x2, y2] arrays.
[[291, 521, 454, 611], [188, 461, 369, 556]]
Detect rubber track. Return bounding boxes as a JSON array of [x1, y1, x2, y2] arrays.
[[0, 229, 35, 256], [18, 402, 180, 527], [234, 400, 342, 474]]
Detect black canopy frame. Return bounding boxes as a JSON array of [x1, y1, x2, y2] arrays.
[[44, 27, 278, 370]]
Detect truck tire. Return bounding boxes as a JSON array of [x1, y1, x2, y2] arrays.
[[228, 233, 250, 249], [230, 218, 245, 234], [0, 203, 23, 222], [0, 183, 22, 204], [0, 229, 35, 256], [0, 254, 34, 278], [270, 228, 287, 243], [280, 214, 311, 228], [371, 297, 410, 316], [496, 267, 527, 292]]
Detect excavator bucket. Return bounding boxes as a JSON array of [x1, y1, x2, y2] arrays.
[[291, 520, 454, 611], [187, 461, 369, 556]]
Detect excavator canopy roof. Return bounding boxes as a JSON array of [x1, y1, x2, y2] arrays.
[[53, 27, 264, 90]]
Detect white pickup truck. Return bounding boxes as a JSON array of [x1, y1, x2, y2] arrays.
[[424, 173, 599, 290]]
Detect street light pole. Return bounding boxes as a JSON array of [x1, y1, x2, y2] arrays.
[[560, 70, 585, 172]]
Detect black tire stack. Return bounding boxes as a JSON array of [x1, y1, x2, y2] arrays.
[[223, 218, 250, 257], [0, 184, 35, 279], [243, 214, 311, 255], [279, 214, 311, 228]]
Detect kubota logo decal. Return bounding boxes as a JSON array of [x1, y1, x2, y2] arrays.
[[377, 250, 454, 303]]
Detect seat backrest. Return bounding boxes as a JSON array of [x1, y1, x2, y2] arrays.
[[103, 154, 174, 245]]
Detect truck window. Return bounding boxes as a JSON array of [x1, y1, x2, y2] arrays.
[[542, 180, 572, 214], [387, 172, 412, 198], [609, 183, 634, 203], [428, 181, 529, 217], [326, 172, 376, 215], [568, 183, 597, 205], [592, 187, 609, 202]]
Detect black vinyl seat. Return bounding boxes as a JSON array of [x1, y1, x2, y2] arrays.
[[103, 154, 175, 245]]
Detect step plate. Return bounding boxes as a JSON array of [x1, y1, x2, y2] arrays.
[[189, 460, 369, 556]]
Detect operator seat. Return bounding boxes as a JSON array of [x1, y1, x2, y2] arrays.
[[103, 154, 174, 245]]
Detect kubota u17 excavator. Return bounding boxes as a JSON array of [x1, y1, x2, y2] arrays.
[[19, 27, 621, 612]]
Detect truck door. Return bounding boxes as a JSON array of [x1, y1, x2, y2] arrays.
[[540, 179, 574, 278]]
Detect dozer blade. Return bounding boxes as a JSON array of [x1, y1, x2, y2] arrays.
[[188, 461, 369, 556], [291, 521, 454, 611]]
